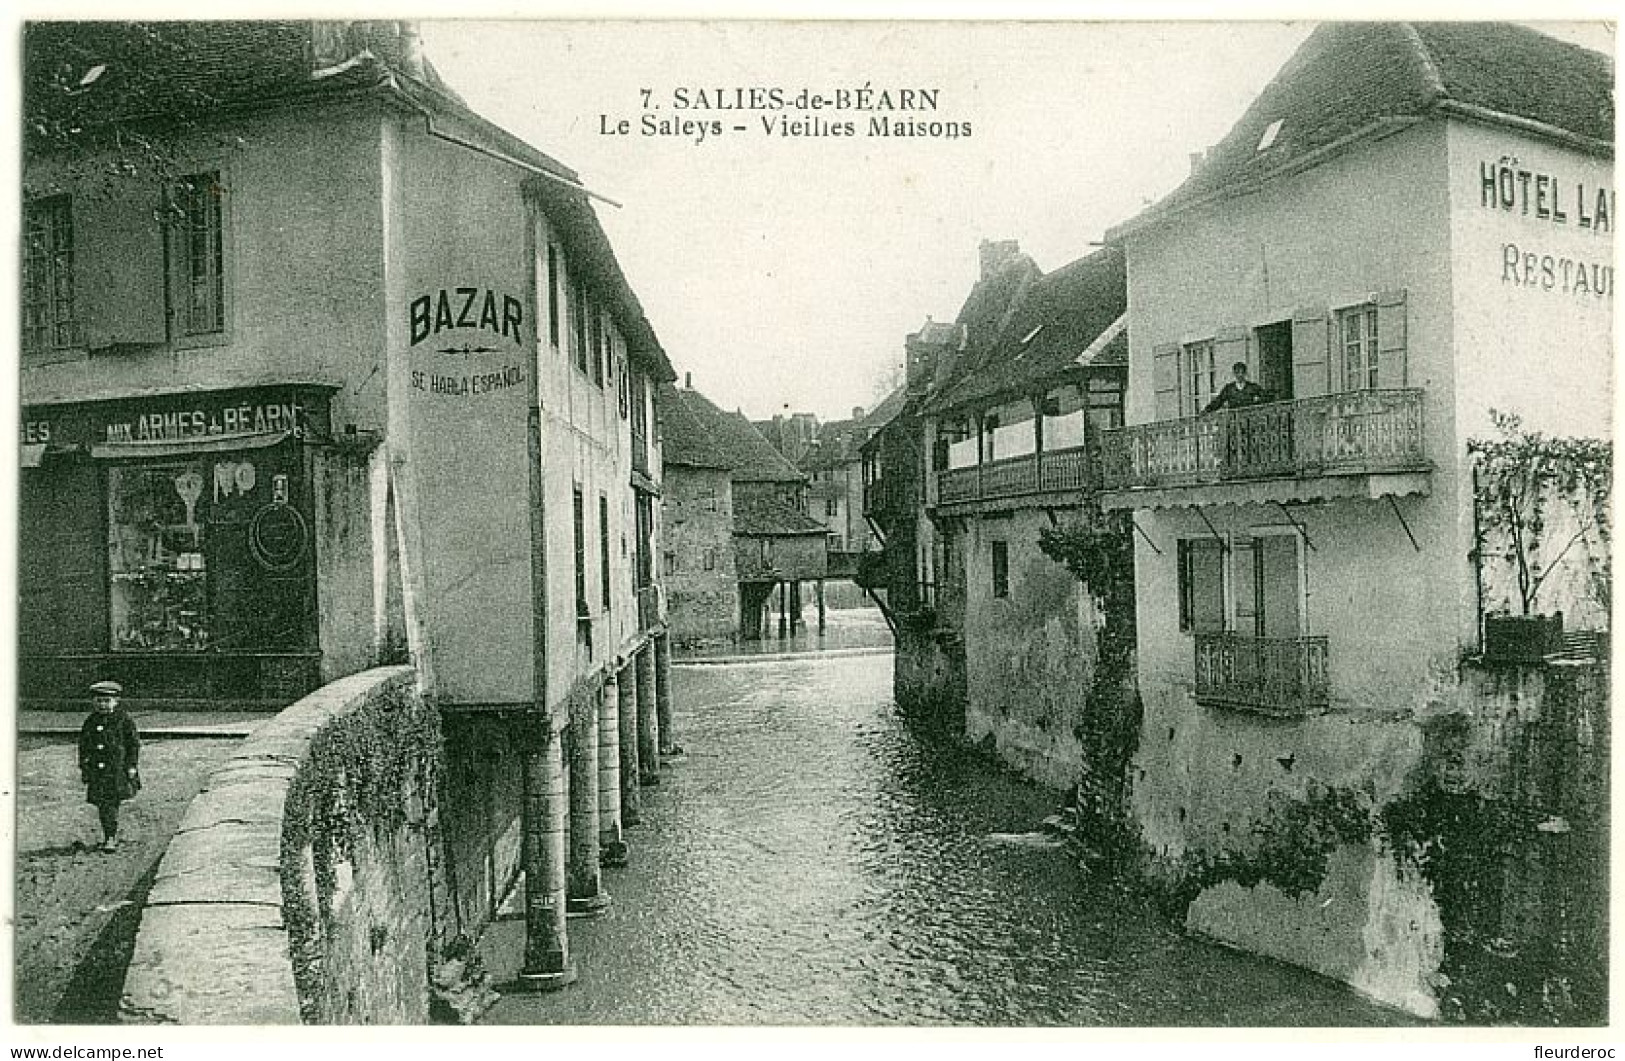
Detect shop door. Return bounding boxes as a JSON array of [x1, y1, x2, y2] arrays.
[[207, 452, 315, 652], [19, 461, 107, 652]]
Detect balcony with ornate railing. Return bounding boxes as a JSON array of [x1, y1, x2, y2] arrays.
[[1100, 388, 1428, 494], [1194, 632, 1330, 716], [936, 444, 1092, 508]]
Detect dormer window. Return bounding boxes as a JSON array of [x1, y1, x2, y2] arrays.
[[1256, 119, 1284, 153]]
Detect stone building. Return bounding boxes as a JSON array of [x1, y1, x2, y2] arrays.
[[21, 19, 678, 996], [657, 380, 740, 646], [1098, 22, 1612, 1017], [661, 381, 827, 640]]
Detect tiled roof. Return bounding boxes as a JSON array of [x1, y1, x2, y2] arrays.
[[1113, 22, 1614, 238], [925, 247, 1127, 414], [23, 20, 674, 383], [733, 493, 827, 536], [662, 387, 807, 483], [656, 382, 731, 469]]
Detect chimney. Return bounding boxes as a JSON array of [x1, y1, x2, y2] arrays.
[[1189, 149, 1206, 174], [978, 239, 1020, 281], [852, 406, 865, 422], [396, 22, 427, 80], [684, 371, 692, 389]]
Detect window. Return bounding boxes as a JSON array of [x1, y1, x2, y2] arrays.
[[991, 540, 1009, 599], [1177, 538, 1226, 633], [825, 499, 839, 517], [22, 195, 78, 351], [590, 308, 605, 387], [703, 549, 716, 571], [1338, 304, 1379, 390], [572, 279, 589, 375], [1087, 376, 1124, 433], [175, 172, 224, 335], [599, 495, 611, 609], [573, 486, 588, 617], [665, 550, 678, 576], [547, 244, 560, 348], [1185, 339, 1218, 414]]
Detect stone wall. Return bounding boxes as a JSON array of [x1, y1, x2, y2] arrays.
[[893, 623, 966, 734], [663, 465, 739, 645], [121, 666, 450, 1024], [1139, 655, 1609, 1022]]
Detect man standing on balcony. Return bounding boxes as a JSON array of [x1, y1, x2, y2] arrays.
[[1203, 361, 1270, 414]]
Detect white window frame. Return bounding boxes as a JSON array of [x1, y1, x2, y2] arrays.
[[1336, 302, 1379, 392], [1183, 338, 1218, 415]]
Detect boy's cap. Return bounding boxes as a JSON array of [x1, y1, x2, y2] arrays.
[[90, 681, 123, 696]]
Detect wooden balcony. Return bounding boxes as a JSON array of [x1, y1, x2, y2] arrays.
[[1194, 632, 1329, 716], [936, 445, 1091, 508], [1100, 389, 1427, 495]]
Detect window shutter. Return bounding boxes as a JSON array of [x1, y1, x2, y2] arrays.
[[1291, 307, 1329, 398], [1152, 343, 1181, 420], [1215, 326, 1250, 382], [80, 185, 167, 348], [1376, 289, 1408, 388]]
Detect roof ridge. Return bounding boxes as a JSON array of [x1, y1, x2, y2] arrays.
[[1395, 22, 1449, 108]]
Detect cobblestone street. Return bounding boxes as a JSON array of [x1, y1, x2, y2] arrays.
[[15, 735, 241, 1022]]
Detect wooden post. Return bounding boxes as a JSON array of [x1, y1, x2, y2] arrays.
[[616, 659, 641, 825], [566, 687, 609, 915], [654, 632, 677, 755], [517, 719, 575, 991], [790, 581, 802, 632], [635, 645, 660, 785], [777, 582, 788, 638], [817, 579, 826, 633], [599, 669, 627, 865]]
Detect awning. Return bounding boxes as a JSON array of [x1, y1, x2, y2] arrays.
[[1098, 470, 1431, 512], [89, 431, 292, 461]]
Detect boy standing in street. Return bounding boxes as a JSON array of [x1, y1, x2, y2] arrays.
[[80, 680, 141, 852]]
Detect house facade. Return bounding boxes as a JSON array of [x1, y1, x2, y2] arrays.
[[919, 247, 1127, 788], [21, 19, 677, 984], [1099, 22, 1612, 1016]]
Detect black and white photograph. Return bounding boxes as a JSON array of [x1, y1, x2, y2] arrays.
[[9, 8, 1615, 1042]]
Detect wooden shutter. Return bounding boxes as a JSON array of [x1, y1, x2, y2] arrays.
[[1152, 342, 1181, 420], [1376, 289, 1408, 388], [1215, 326, 1250, 382], [1291, 307, 1330, 398], [79, 182, 167, 348]]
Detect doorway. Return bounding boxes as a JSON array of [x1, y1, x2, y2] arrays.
[[1255, 321, 1294, 402]]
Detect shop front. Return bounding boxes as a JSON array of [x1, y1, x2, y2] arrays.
[[19, 384, 336, 708]]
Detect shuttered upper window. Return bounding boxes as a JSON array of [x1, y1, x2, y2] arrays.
[[174, 172, 224, 336], [1338, 304, 1379, 390], [23, 195, 79, 352]]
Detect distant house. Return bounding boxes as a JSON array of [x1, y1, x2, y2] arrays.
[[657, 381, 739, 646], [1099, 22, 1612, 1017], [662, 380, 827, 640]]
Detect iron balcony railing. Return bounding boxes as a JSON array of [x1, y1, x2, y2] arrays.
[[637, 584, 660, 630], [936, 444, 1091, 505], [1194, 632, 1330, 716], [1100, 388, 1427, 490]]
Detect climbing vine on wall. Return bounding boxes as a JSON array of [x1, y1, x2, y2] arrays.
[[279, 678, 445, 1023], [1038, 504, 1139, 861], [1469, 410, 1611, 618]]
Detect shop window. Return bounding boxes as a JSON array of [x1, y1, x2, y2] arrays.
[[1177, 538, 1225, 633], [109, 462, 212, 651], [991, 540, 1009, 599], [1338, 303, 1379, 391], [23, 195, 79, 352], [174, 172, 224, 336]]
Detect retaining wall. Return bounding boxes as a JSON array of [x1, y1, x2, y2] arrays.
[[120, 666, 448, 1024]]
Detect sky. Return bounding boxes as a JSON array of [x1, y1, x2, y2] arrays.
[[418, 21, 1322, 421]]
